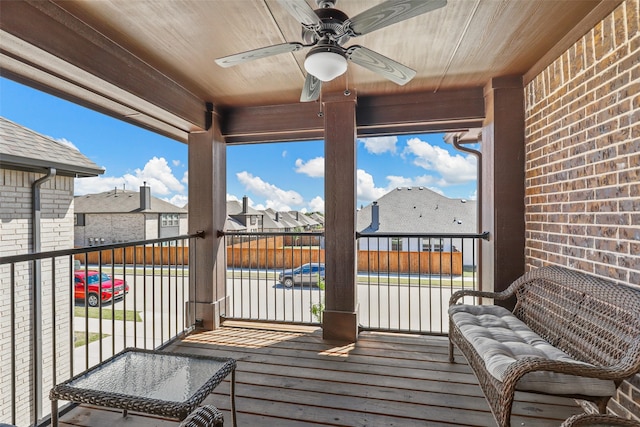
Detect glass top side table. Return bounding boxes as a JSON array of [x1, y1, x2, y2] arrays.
[[50, 348, 236, 426]]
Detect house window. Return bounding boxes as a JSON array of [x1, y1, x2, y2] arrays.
[[161, 213, 179, 227], [250, 216, 256, 226], [422, 239, 444, 252], [391, 238, 403, 251], [75, 213, 85, 226]]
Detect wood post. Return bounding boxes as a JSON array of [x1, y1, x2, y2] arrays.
[[481, 76, 525, 301], [322, 90, 359, 342], [187, 110, 227, 330]]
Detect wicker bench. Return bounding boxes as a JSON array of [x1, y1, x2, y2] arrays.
[[560, 414, 640, 427], [448, 266, 640, 427]]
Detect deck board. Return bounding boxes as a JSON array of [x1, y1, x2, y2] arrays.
[[59, 322, 584, 426]]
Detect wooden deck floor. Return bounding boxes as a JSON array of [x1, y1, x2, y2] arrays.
[[59, 321, 585, 427]]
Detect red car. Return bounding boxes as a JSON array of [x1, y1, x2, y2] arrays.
[[74, 270, 129, 307]]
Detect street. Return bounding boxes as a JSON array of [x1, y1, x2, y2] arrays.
[[73, 270, 467, 372]]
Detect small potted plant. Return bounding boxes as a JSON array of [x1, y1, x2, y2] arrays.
[[310, 274, 325, 322]]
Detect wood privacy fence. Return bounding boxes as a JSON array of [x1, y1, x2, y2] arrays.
[[76, 245, 189, 266], [77, 237, 463, 275], [227, 236, 462, 275]]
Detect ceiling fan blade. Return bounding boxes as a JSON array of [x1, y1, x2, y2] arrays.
[[300, 73, 321, 102], [276, 0, 321, 27], [215, 42, 304, 68], [346, 0, 447, 36], [347, 46, 416, 85]]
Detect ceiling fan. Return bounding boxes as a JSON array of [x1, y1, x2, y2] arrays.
[[215, 0, 447, 102]]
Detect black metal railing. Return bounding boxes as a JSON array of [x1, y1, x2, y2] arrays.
[[224, 231, 325, 325], [223, 231, 489, 334], [0, 233, 201, 427], [357, 232, 489, 334]]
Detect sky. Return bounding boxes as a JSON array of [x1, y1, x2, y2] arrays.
[[0, 77, 478, 213]]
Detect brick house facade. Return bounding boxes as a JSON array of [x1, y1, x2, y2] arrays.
[[74, 185, 187, 247], [524, 0, 639, 419], [0, 117, 103, 425]]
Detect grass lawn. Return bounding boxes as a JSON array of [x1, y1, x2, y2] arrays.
[[74, 307, 142, 322], [74, 331, 109, 347]]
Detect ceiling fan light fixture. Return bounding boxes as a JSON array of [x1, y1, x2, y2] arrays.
[[304, 46, 347, 82]]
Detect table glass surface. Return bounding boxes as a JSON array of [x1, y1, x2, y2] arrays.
[[67, 351, 228, 402]]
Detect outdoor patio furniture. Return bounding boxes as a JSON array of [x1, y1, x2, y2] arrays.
[[50, 348, 236, 427], [448, 266, 640, 427], [560, 413, 640, 426], [179, 405, 224, 427]]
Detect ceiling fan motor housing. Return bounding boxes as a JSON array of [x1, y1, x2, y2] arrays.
[[301, 7, 351, 46]]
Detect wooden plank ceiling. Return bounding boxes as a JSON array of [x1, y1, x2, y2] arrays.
[[0, 0, 619, 142]]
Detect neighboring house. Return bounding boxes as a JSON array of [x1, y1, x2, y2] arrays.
[[308, 212, 325, 228], [225, 196, 322, 233], [288, 211, 320, 230], [357, 187, 478, 266], [74, 184, 187, 246], [0, 116, 103, 426], [186, 200, 323, 233], [226, 196, 264, 232], [263, 208, 297, 232]]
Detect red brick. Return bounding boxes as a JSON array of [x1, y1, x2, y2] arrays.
[[614, 4, 628, 46], [627, 0, 639, 38], [594, 185, 630, 199], [594, 15, 615, 60]]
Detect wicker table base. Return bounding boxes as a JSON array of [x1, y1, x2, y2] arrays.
[[50, 348, 236, 427]]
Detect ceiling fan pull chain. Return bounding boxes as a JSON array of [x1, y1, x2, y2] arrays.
[[317, 91, 324, 117], [344, 72, 351, 97]]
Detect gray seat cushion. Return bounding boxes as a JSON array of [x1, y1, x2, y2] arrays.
[[449, 304, 616, 396]]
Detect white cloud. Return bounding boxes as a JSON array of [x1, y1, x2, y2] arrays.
[[236, 171, 304, 211], [403, 138, 477, 185], [309, 196, 324, 212], [227, 193, 240, 201], [295, 157, 324, 178], [358, 136, 398, 155], [74, 157, 186, 199], [54, 137, 79, 151], [282, 150, 288, 158], [164, 194, 188, 208], [357, 169, 387, 203], [181, 171, 188, 185], [75, 175, 126, 195], [172, 159, 181, 167], [130, 156, 185, 195], [386, 175, 432, 189]]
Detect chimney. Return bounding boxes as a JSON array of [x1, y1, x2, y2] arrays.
[[140, 182, 151, 210], [242, 195, 249, 213], [275, 212, 280, 222], [371, 201, 379, 231]]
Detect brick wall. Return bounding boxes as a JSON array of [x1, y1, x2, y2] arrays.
[[75, 213, 147, 246], [74, 213, 187, 246], [524, 0, 639, 419], [0, 169, 73, 426]]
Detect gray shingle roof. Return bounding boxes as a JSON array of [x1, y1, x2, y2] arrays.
[[357, 187, 477, 234], [0, 116, 104, 177], [75, 189, 187, 214], [225, 217, 246, 231], [227, 200, 262, 215]]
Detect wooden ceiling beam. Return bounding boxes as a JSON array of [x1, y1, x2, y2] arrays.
[[221, 87, 485, 144], [0, 0, 207, 133]]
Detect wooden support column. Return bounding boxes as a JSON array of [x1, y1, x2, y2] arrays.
[[187, 109, 227, 330], [322, 90, 359, 342], [481, 76, 525, 302]]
